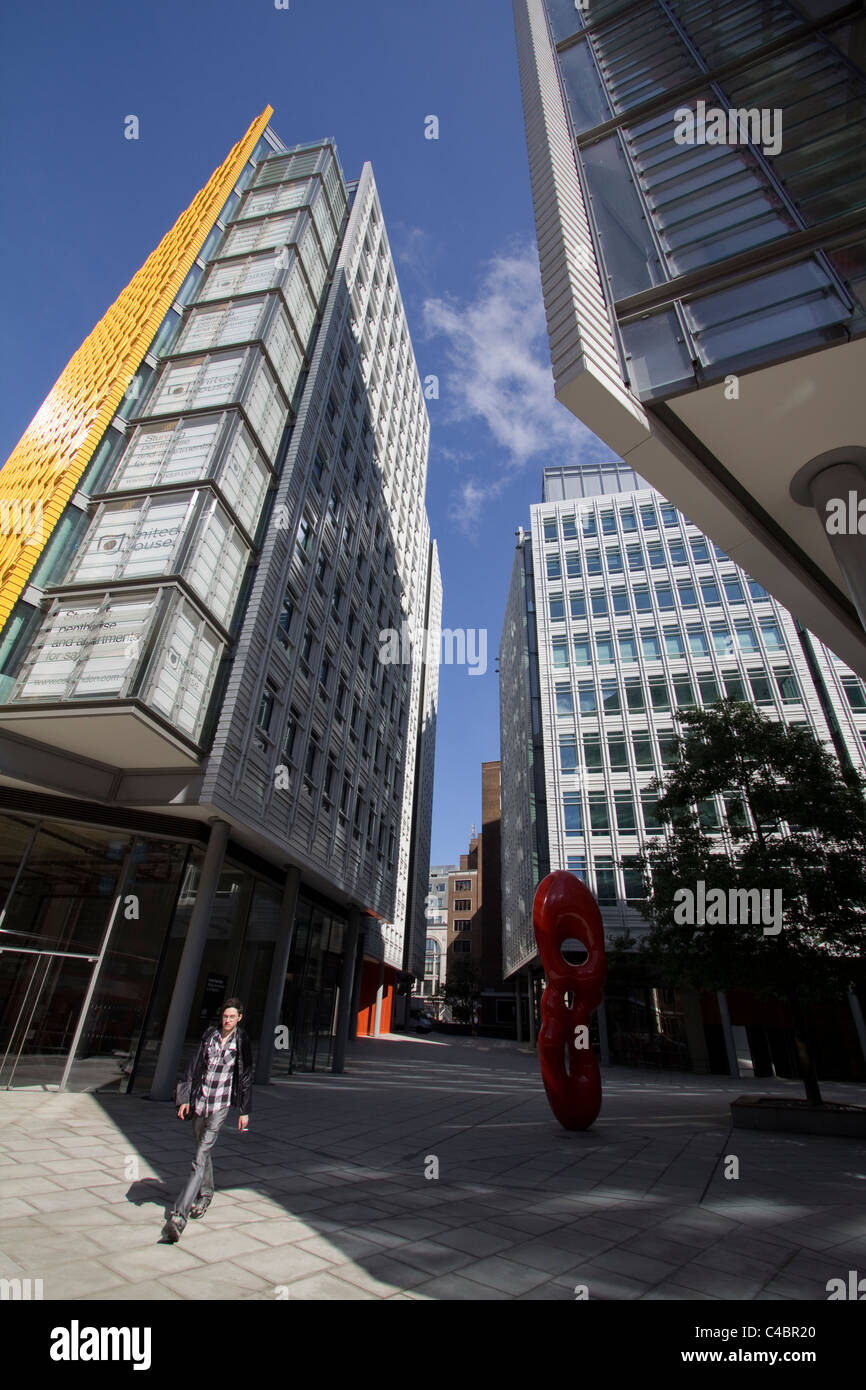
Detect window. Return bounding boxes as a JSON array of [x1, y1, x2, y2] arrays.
[[564, 793, 583, 835], [690, 538, 709, 563], [588, 792, 609, 834], [723, 672, 745, 700], [701, 579, 721, 607], [712, 626, 733, 657], [596, 633, 615, 664], [641, 790, 663, 833], [623, 857, 644, 901], [664, 627, 685, 658], [570, 592, 587, 619], [842, 677, 866, 710], [319, 653, 331, 693], [606, 547, 623, 572], [304, 736, 319, 785], [748, 578, 769, 602], [673, 676, 695, 707], [620, 508, 637, 533], [595, 858, 617, 904], [591, 592, 608, 617], [578, 681, 597, 714], [547, 555, 562, 580], [586, 550, 602, 576], [560, 735, 578, 772], [735, 622, 758, 653], [648, 543, 665, 569], [543, 518, 557, 541], [698, 675, 720, 704], [607, 735, 627, 769], [614, 791, 636, 833], [553, 636, 569, 668], [625, 678, 645, 712], [454, 921, 472, 932], [619, 630, 638, 662], [713, 544, 728, 561], [660, 504, 678, 527], [549, 594, 565, 621], [684, 628, 709, 659], [612, 588, 630, 615], [556, 683, 574, 716], [277, 594, 294, 648], [567, 856, 587, 882], [678, 581, 698, 608], [301, 626, 314, 664], [633, 586, 651, 613], [698, 799, 720, 831], [296, 516, 312, 554], [562, 515, 578, 540], [724, 577, 744, 604], [573, 639, 592, 666], [582, 513, 596, 537], [282, 709, 299, 763], [633, 735, 654, 769], [748, 671, 773, 703], [583, 732, 603, 770], [601, 510, 617, 535], [454, 899, 472, 911], [453, 939, 471, 954], [627, 545, 645, 572], [312, 449, 326, 484], [454, 879, 472, 891], [659, 733, 678, 768], [640, 504, 657, 529], [256, 682, 276, 739], [774, 668, 800, 704], [649, 678, 670, 711], [655, 584, 675, 610], [565, 550, 581, 578], [601, 681, 620, 713], [760, 621, 784, 652], [668, 540, 687, 565]]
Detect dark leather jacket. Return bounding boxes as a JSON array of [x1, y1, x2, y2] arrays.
[[176, 1025, 253, 1115]]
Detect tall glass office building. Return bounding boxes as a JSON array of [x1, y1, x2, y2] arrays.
[[499, 461, 866, 1078], [0, 108, 441, 1090], [513, 0, 866, 677]]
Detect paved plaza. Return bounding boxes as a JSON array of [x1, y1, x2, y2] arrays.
[[1, 1035, 865, 1301]]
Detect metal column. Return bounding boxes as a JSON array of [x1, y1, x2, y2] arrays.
[[150, 819, 231, 1101], [254, 866, 301, 1086], [332, 907, 360, 1074]]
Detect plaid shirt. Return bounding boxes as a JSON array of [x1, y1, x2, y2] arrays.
[[194, 1028, 238, 1116]]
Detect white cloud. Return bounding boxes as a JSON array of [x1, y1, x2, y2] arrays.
[[422, 245, 602, 468]]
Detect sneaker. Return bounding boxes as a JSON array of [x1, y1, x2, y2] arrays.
[[190, 1194, 212, 1220], [161, 1212, 186, 1243]]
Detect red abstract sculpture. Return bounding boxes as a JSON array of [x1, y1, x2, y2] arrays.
[[532, 870, 607, 1130]]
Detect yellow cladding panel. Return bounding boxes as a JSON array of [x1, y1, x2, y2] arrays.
[[0, 105, 274, 628]]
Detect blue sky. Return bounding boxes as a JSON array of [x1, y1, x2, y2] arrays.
[[0, 0, 607, 864]]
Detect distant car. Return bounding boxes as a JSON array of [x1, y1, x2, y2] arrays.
[[409, 1008, 433, 1033]]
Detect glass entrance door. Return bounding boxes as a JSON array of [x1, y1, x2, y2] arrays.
[[0, 946, 97, 1088]]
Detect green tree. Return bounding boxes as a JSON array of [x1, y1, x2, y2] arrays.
[[630, 700, 866, 1104], [443, 957, 482, 1025]]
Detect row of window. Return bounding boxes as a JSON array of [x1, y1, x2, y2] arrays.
[[554, 619, 787, 670], [549, 576, 770, 622], [555, 664, 800, 718], [546, 543, 765, 588], [542, 499, 685, 542], [563, 788, 732, 839]]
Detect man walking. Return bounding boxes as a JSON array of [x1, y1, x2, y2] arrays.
[[161, 997, 252, 1243]]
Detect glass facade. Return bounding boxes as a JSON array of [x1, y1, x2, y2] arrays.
[[541, 0, 866, 396]]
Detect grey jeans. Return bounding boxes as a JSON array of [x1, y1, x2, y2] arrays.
[[174, 1107, 229, 1217]]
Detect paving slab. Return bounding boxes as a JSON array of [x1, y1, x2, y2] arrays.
[[2, 1037, 864, 1301]]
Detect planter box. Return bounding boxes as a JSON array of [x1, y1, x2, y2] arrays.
[[731, 1096, 866, 1138]]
